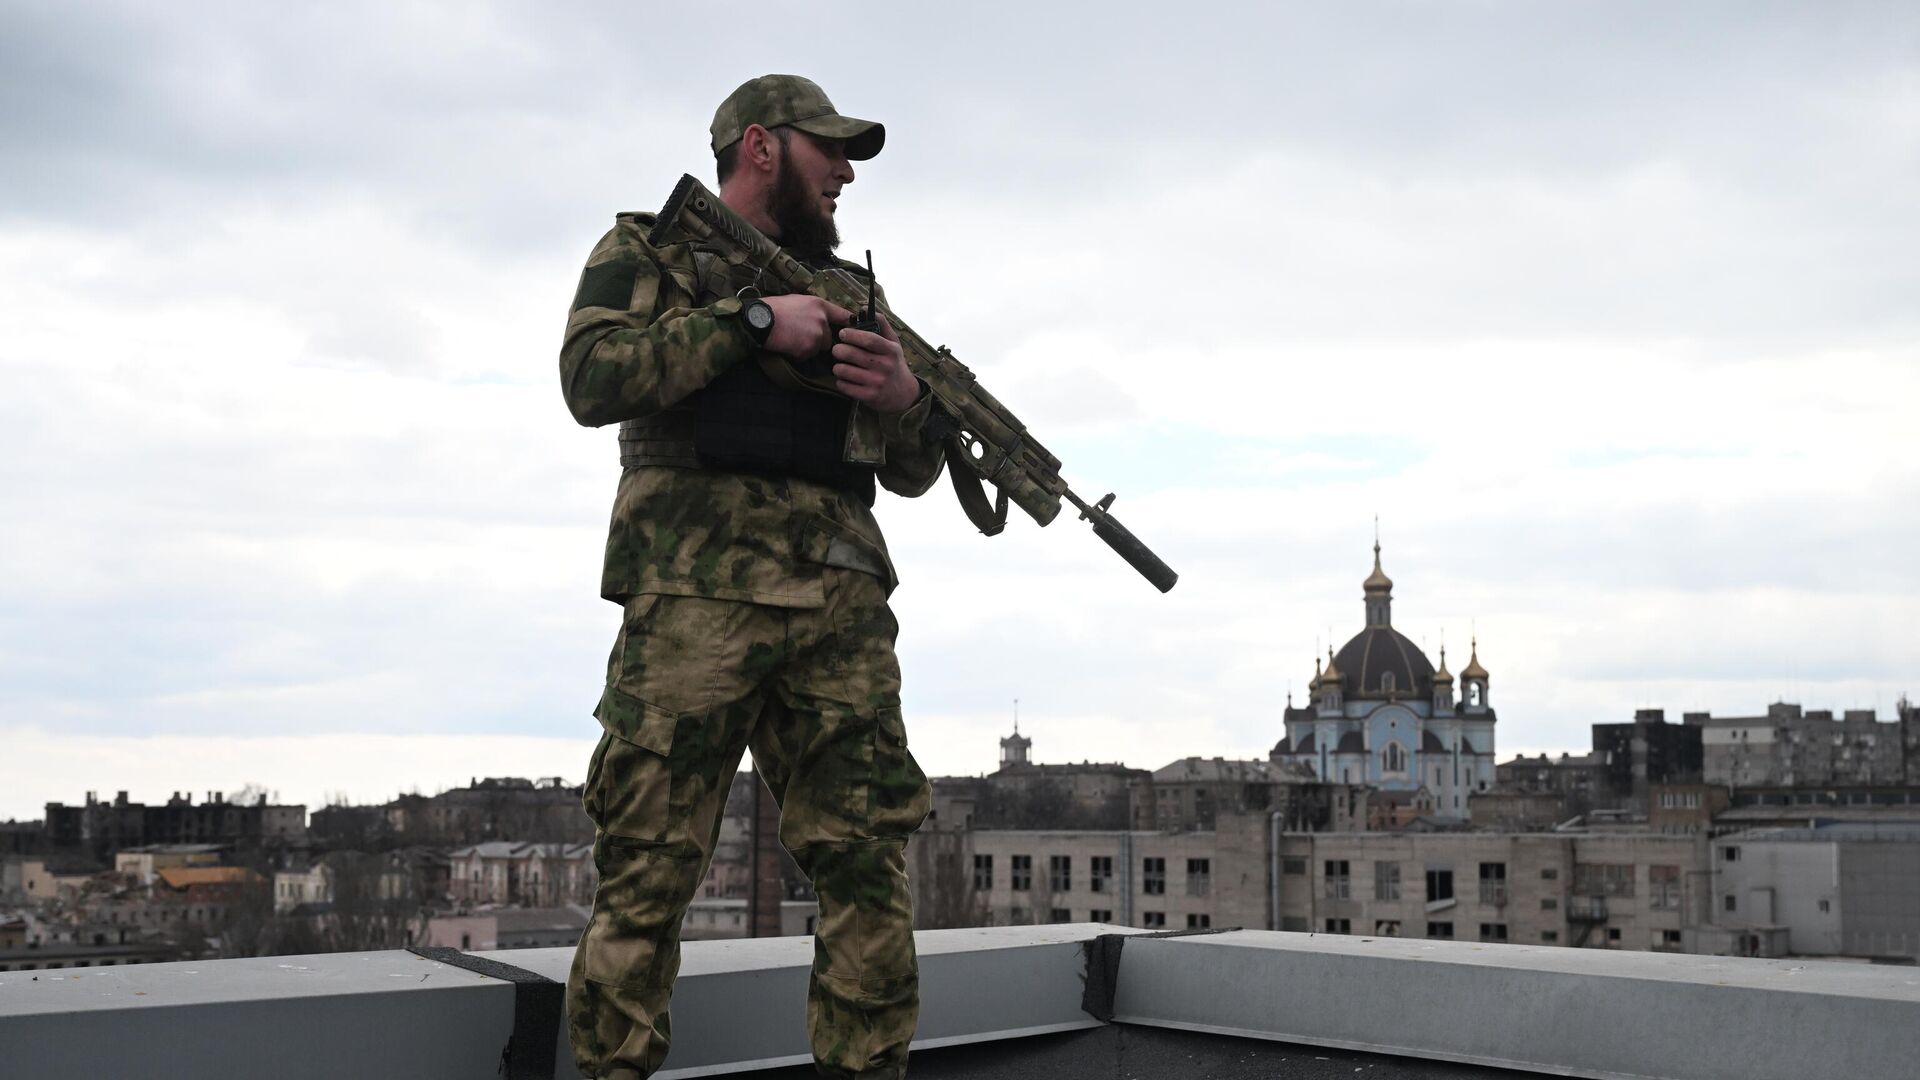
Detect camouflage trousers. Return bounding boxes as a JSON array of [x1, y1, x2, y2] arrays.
[[567, 568, 932, 1079]]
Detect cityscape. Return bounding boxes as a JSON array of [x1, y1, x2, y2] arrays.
[[7, 546, 1914, 974], [3, 4, 1916, 1075]]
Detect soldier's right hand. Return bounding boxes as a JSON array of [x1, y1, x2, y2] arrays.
[[762, 295, 852, 358]]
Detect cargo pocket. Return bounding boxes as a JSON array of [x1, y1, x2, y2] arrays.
[[869, 706, 930, 837], [591, 684, 681, 844]]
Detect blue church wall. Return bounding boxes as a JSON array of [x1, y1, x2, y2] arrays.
[[1366, 705, 1421, 789]]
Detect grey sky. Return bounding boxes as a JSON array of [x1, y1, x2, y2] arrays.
[[1, 2, 1915, 818]]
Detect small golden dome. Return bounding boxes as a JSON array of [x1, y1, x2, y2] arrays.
[[1461, 638, 1489, 680], [1367, 541, 1397, 591], [1363, 541, 1393, 593]]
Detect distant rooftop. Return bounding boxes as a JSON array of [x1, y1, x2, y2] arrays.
[[1151, 756, 1274, 782], [1726, 822, 1920, 843], [448, 841, 592, 858]]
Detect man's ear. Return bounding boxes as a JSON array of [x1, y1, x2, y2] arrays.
[[742, 124, 779, 174]]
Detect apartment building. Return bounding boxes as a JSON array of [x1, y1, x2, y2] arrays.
[[1274, 831, 1710, 952], [946, 818, 1271, 932]]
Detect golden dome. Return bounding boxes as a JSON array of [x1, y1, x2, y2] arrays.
[[1320, 648, 1344, 685], [1433, 645, 1454, 684], [1363, 541, 1393, 593], [1460, 637, 1489, 680]]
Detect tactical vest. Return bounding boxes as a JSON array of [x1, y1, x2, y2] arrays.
[[617, 246, 877, 506]]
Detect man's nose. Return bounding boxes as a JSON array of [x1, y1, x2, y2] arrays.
[[835, 155, 855, 184]]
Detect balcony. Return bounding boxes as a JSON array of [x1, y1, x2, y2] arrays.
[[4, 925, 1917, 1078], [1566, 896, 1609, 922]]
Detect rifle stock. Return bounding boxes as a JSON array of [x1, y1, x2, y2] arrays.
[[650, 174, 1177, 593]]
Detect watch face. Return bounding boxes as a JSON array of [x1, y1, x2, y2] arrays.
[[746, 302, 774, 332]]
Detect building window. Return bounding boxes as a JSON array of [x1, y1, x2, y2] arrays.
[[1374, 920, 1401, 937], [1818, 899, 1831, 914], [1649, 866, 1681, 911], [1143, 912, 1166, 929], [1143, 858, 1166, 895], [1541, 897, 1558, 911], [1187, 859, 1212, 897], [460, 933, 471, 950], [1541, 868, 1558, 881], [1187, 913, 1212, 929], [972, 855, 993, 890], [1573, 863, 1635, 898], [1325, 860, 1351, 901], [1048, 908, 1071, 924], [1426, 868, 1454, 903], [1541, 931, 1559, 944], [1606, 927, 1621, 945], [1009, 907, 1031, 925], [1724, 895, 1737, 913], [1281, 916, 1310, 932], [1090, 856, 1113, 893], [1374, 861, 1403, 901], [1478, 863, 1507, 905], [1011, 855, 1032, 891], [1281, 856, 1307, 876], [1426, 922, 1454, 939], [1049, 855, 1072, 892], [1722, 846, 1740, 862], [1479, 923, 1508, 943], [1324, 918, 1351, 934], [1384, 742, 1407, 772], [1091, 909, 1113, 923]]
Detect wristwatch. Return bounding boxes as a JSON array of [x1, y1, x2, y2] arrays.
[[741, 297, 775, 345]]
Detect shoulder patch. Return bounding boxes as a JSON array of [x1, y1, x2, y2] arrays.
[[573, 257, 643, 313]]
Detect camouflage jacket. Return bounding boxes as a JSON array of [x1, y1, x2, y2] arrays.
[[559, 211, 945, 608]]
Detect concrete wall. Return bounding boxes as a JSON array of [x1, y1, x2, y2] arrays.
[[1839, 842, 1920, 959]]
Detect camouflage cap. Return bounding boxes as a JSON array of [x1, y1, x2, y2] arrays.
[[710, 74, 885, 161]]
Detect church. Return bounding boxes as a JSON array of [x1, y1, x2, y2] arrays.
[[1273, 542, 1496, 820]]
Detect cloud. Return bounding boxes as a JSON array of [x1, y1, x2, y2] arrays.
[[2, 2, 1917, 818]]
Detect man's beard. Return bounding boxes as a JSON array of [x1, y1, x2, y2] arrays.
[[769, 161, 839, 263]]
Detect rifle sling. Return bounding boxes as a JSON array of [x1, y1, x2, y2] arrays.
[[945, 437, 1008, 536]]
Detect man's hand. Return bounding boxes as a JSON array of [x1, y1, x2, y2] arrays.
[[762, 294, 851, 359], [831, 313, 922, 414]]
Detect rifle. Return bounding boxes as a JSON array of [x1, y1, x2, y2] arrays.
[[648, 173, 1178, 593]]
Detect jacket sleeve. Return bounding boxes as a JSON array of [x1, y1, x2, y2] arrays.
[[875, 385, 947, 498], [558, 224, 757, 428]]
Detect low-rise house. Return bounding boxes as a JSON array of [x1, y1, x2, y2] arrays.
[[154, 867, 265, 929], [114, 844, 225, 887], [449, 842, 594, 908], [272, 852, 413, 914], [417, 905, 593, 951]]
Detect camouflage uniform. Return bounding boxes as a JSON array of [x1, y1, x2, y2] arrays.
[[558, 77, 939, 1080]]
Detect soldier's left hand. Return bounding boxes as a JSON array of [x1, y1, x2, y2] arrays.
[[831, 313, 922, 414]]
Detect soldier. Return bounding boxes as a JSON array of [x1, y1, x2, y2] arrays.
[[557, 75, 940, 1079]]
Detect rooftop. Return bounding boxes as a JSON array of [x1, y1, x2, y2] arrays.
[[154, 866, 260, 889], [5, 924, 1916, 1079]]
